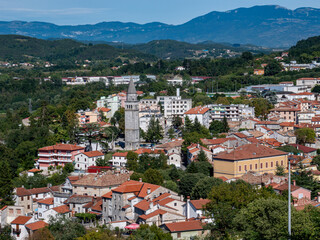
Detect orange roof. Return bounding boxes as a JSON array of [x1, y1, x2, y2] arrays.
[[134, 148, 164, 155], [11, 216, 32, 225], [52, 205, 71, 214], [138, 183, 160, 198], [152, 193, 171, 203], [214, 144, 287, 161], [200, 138, 235, 146], [102, 191, 113, 198], [83, 151, 104, 157], [164, 220, 204, 232], [25, 221, 48, 231], [134, 199, 150, 211], [190, 199, 210, 210], [91, 200, 103, 212], [97, 107, 111, 112], [28, 168, 41, 173], [290, 92, 313, 96], [232, 132, 248, 138], [280, 122, 295, 127], [37, 198, 54, 205], [139, 209, 167, 220], [39, 143, 84, 151], [112, 152, 128, 157], [184, 106, 210, 115], [217, 176, 228, 181]]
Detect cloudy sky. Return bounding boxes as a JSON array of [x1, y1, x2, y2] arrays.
[[1, 0, 320, 25]]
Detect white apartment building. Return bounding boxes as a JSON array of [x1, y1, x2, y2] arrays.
[[167, 75, 183, 86], [208, 104, 255, 121], [157, 89, 192, 119], [140, 113, 165, 132], [296, 78, 320, 88], [74, 151, 105, 172], [96, 95, 120, 117], [184, 106, 210, 128], [110, 152, 128, 169]]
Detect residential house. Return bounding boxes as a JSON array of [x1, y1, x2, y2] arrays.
[[156, 139, 184, 168], [167, 75, 183, 86], [186, 198, 210, 219], [289, 144, 317, 157], [0, 206, 25, 228], [184, 106, 210, 128], [61, 176, 80, 194], [36, 198, 54, 220], [77, 109, 100, 126], [187, 144, 212, 164], [213, 144, 288, 178], [161, 220, 208, 240], [110, 152, 128, 169], [269, 107, 300, 123], [25, 221, 48, 238], [37, 143, 85, 171], [10, 216, 32, 240], [74, 151, 104, 172], [208, 104, 255, 122], [273, 181, 311, 200], [72, 171, 133, 197]]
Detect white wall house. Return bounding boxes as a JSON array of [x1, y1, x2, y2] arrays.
[[74, 151, 104, 172], [184, 106, 210, 128], [110, 152, 128, 169]]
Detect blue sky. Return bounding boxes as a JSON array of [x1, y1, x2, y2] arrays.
[[1, 0, 320, 25]]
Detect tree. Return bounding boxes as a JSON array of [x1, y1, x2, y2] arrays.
[[28, 227, 54, 240], [312, 155, 320, 170], [48, 216, 86, 240], [173, 116, 182, 129], [127, 151, 139, 171], [276, 145, 302, 155], [168, 128, 175, 139], [264, 61, 283, 76], [63, 163, 74, 173], [295, 128, 316, 145], [209, 120, 225, 134], [250, 98, 272, 119], [233, 198, 315, 240], [178, 173, 204, 198], [275, 165, 285, 176], [145, 117, 163, 143], [197, 149, 208, 162], [96, 157, 109, 167], [129, 224, 172, 240], [184, 116, 193, 133], [143, 168, 163, 185], [82, 123, 101, 148], [169, 166, 180, 182], [191, 177, 223, 199], [0, 160, 14, 207], [222, 116, 229, 132], [193, 117, 202, 132], [0, 225, 14, 240], [241, 51, 253, 61]]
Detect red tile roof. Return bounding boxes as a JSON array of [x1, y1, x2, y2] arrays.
[[200, 138, 235, 146], [112, 152, 128, 157], [190, 199, 210, 210], [91, 200, 103, 212], [97, 107, 111, 112], [232, 132, 248, 138], [139, 209, 167, 220], [184, 106, 210, 115], [25, 221, 48, 231], [134, 199, 150, 211], [11, 216, 32, 225], [280, 122, 295, 127], [16, 186, 59, 196], [102, 191, 113, 198], [52, 205, 71, 214], [37, 198, 54, 205], [28, 168, 41, 173], [289, 144, 317, 154], [134, 148, 164, 155], [83, 151, 104, 157], [214, 144, 287, 161], [164, 220, 204, 232], [38, 143, 84, 151]]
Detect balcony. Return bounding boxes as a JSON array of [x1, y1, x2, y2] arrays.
[[12, 229, 21, 235]]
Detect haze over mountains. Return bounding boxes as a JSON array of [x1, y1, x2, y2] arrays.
[[1, 5, 320, 47]]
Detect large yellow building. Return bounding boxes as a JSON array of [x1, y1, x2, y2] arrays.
[[213, 144, 288, 178]]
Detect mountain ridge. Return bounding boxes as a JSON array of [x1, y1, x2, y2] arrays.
[[1, 5, 320, 47]]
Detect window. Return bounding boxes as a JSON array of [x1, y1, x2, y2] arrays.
[[244, 165, 247, 171], [298, 193, 303, 199], [84, 187, 87, 190], [276, 161, 279, 166], [281, 161, 284, 166], [266, 162, 268, 168], [27, 205, 30, 209], [250, 164, 252, 170], [21, 197, 24, 201], [177, 233, 181, 238], [260, 163, 263, 169], [174, 203, 177, 206], [239, 166, 241, 172], [255, 164, 257, 170], [271, 162, 273, 168]]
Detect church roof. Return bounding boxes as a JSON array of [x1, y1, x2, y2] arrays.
[[128, 79, 136, 94]]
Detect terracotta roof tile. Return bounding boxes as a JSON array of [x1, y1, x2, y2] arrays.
[[102, 191, 113, 198], [37, 198, 54, 205], [83, 151, 104, 158], [190, 199, 210, 210], [112, 152, 128, 157], [184, 106, 210, 115], [164, 220, 204, 232], [134, 199, 150, 211], [38, 143, 84, 151], [52, 205, 71, 214], [11, 216, 32, 225], [214, 144, 287, 161], [25, 221, 48, 231], [289, 144, 317, 154], [138, 209, 167, 220]]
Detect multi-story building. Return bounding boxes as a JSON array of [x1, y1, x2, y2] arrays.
[[167, 75, 183, 86], [96, 95, 121, 117], [184, 106, 210, 128], [74, 151, 104, 172], [296, 78, 320, 88], [36, 144, 85, 170], [213, 144, 288, 178], [269, 107, 300, 123], [208, 104, 255, 122], [139, 99, 159, 111], [110, 152, 128, 169], [77, 109, 100, 126], [157, 89, 192, 120]]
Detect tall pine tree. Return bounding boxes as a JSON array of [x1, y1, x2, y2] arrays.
[[0, 160, 14, 207]]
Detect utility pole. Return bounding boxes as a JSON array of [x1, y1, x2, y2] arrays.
[[288, 158, 291, 239]]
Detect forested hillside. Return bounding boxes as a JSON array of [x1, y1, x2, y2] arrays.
[[289, 36, 320, 63]]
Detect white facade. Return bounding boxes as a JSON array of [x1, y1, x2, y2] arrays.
[[167, 76, 183, 86], [139, 114, 164, 132], [97, 95, 120, 117], [74, 151, 104, 172], [110, 154, 128, 168], [296, 78, 320, 88], [167, 152, 181, 168], [184, 107, 210, 128], [208, 104, 255, 122]]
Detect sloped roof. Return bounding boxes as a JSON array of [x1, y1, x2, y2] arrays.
[[289, 144, 317, 154], [83, 151, 104, 157], [25, 221, 48, 231], [11, 216, 32, 225], [184, 106, 210, 115], [134, 199, 150, 211], [190, 199, 210, 210], [52, 205, 71, 214], [138, 209, 167, 220], [37, 198, 54, 205], [214, 144, 287, 161], [128, 79, 137, 94], [112, 152, 128, 157], [38, 143, 84, 151], [164, 220, 204, 232]]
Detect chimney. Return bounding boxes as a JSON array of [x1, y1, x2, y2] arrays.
[[270, 177, 273, 184], [293, 180, 296, 186], [147, 187, 151, 195], [139, 178, 142, 182], [187, 196, 190, 219]]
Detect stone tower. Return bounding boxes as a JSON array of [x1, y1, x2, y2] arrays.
[[125, 79, 140, 150]]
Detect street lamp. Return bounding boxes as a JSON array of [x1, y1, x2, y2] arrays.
[[288, 157, 291, 239]]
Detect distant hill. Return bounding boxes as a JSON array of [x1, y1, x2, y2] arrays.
[[289, 35, 320, 62], [0, 35, 157, 62], [1, 5, 320, 47]]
